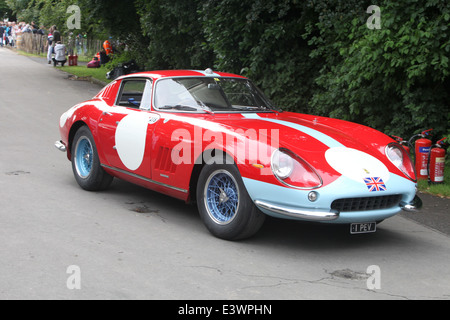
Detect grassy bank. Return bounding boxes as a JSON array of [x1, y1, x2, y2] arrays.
[[16, 49, 109, 84], [17, 48, 92, 62], [59, 66, 111, 84], [417, 162, 450, 198]]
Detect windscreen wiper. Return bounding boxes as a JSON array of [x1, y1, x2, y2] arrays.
[[232, 105, 282, 113], [159, 105, 201, 112], [159, 103, 215, 114]]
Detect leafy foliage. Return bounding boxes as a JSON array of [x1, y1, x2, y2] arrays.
[[305, 0, 449, 139], [136, 0, 214, 70], [0, 0, 14, 19], [201, 0, 319, 112]]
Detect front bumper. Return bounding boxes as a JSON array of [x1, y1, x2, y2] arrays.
[[254, 194, 422, 222], [400, 195, 422, 212], [243, 174, 419, 223], [55, 140, 67, 152], [254, 200, 339, 221]]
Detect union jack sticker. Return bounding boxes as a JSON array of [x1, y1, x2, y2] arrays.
[[364, 177, 387, 192]]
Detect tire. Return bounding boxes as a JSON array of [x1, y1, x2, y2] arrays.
[[196, 163, 265, 240], [71, 126, 113, 191]]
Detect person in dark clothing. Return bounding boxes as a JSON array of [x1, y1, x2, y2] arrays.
[[99, 49, 110, 65], [31, 21, 38, 34], [52, 26, 61, 45], [0, 22, 4, 47], [50, 25, 62, 64]]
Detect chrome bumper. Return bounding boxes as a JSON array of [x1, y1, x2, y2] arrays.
[[55, 140, 67, 152], [400, 195, 422, 212], [254, 200, 339, 221], [254, 194, 421, 221]]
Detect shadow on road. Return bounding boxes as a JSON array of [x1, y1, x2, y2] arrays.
[[93, 178, 434, 252]]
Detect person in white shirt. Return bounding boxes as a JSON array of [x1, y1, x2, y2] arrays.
[[53, 41, 67, 67], [47, 28, 54, 64]]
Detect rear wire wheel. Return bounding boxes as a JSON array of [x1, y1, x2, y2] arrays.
[[71, 126, 113, 191], [197, 163, 265, 240]]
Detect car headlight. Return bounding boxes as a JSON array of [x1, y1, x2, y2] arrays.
[[271, 149, 322, 189], [386, 143, 416, 181], [271, 149, 294, 179]]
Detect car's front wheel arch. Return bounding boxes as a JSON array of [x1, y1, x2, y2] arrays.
[[68, 121, 89, 160], [71, 125, 113, 191]]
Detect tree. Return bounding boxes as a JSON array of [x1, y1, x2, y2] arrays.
[[136, 0, 214, 70], [201, 0, 319, 112], [78, 0, 149, 64], [0, 0, 14, 19], [305, 0, 450, 138], [4, 0, 30, 20]]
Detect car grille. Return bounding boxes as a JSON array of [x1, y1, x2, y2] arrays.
[[331, 195, 402, 212]]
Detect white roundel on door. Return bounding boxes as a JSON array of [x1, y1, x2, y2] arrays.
[[325, 147, 390, 183], [115, 113, 150, 171]]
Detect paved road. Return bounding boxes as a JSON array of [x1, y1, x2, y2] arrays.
[[1, 47, 449, 300]]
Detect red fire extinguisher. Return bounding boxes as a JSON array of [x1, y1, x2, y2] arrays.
[[68, 54, 74, 66], [414, 129, 433, 180], [429, 138, 447, 184]]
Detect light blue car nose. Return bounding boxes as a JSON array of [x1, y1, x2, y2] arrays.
[[243, 173, 418, 224]]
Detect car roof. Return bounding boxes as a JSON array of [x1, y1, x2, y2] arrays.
[[118, 69, 247, 81]]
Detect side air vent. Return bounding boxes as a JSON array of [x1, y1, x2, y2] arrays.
[[155, 147, 177, 173]]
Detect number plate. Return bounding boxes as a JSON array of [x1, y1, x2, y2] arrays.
[[350, 222, 376, 234]]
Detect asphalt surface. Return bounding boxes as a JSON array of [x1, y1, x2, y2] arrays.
[[400, 192, 450, 237], [1, 47, 449, 300]]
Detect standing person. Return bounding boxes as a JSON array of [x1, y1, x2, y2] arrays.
[[47, 26, 54, 64], [50, 25, 61, 63], [31, 21, 38, 34], [0, 22, 4, 47], [5, 22, 11, 46], [52, 25, 61, 44], [53, 41, 67, 67], [10, 21, 18, 47]]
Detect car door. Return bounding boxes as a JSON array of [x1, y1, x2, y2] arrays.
[[97, 78, 157, 180]]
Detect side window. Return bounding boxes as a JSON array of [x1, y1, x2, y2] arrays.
[[116, 79, 148, 108]]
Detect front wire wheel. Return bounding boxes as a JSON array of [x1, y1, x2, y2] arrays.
[[204, 169, 240, 225], [74, 136, 94, 179], [197, 164, 265, 240]]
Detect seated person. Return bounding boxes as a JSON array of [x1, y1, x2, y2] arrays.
[[53, 41, 67, 67], [99, 49, 110, 65]]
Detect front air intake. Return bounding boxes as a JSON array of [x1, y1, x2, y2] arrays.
[[331, 195, 402, 212]]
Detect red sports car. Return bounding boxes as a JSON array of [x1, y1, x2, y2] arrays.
[[56, 69, 421, 240]]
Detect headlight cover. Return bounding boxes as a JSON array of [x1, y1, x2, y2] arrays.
[[271, 149, 322, 189], [271, 149, 294, 179], [386, 143, 416, 181]]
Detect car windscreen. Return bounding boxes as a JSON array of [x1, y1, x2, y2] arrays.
[[153, 77, 276, 112]]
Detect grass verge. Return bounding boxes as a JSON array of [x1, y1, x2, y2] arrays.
[[59, 66, 111, 84], [417, 162, 450, 198], [16, 49, 109, 83]]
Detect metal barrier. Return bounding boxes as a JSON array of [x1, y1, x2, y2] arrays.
[[17, 32, 102, 60]]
